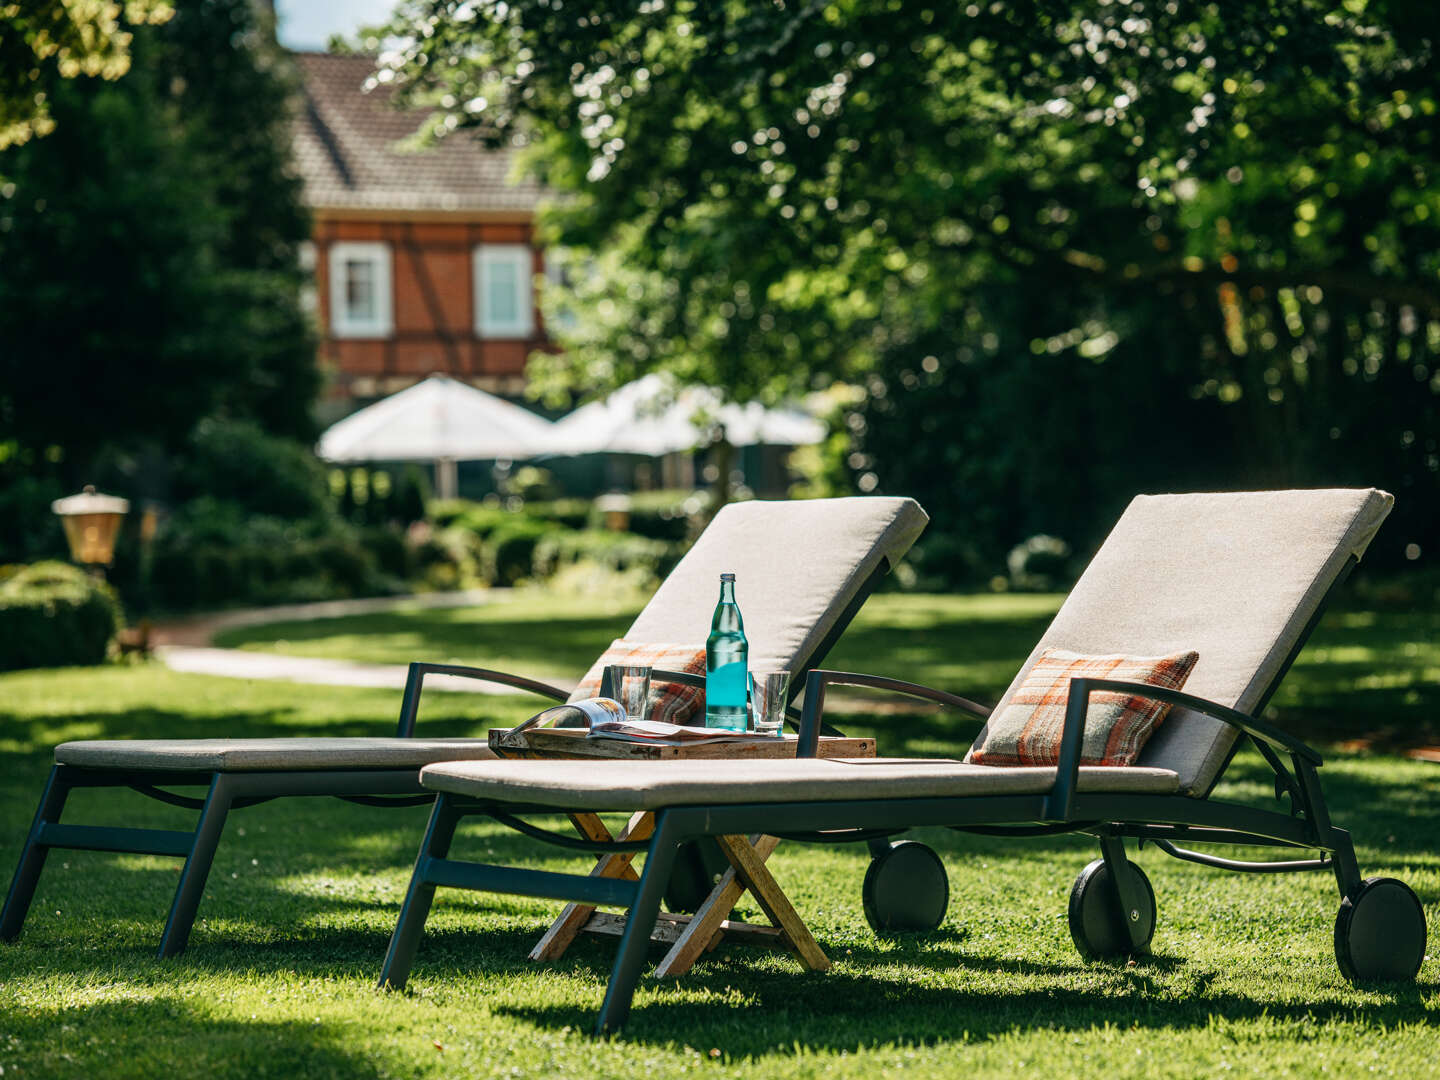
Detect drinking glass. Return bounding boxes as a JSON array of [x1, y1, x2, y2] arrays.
[[606, 664, 652, 721], [749, 671, 789, 737]]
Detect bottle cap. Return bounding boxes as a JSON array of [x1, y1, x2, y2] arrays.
[[720, 572, 735, 582]]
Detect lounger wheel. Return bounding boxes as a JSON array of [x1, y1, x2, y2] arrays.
[[663, 839, 733, 913], [862, 841, 949, 933], [1068, 859, 1155, 960], [1334, 877, 1427, 983]]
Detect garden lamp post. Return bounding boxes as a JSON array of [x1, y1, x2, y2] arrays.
[[51, 485, 130, 570]]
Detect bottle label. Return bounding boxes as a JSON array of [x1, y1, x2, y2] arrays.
[[706, 659, 747, 708], [705, 659, 748, 730]]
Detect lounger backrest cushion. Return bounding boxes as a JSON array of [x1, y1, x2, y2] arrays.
[[968, 489, 1392, 795], [624, 497, 928, 676]]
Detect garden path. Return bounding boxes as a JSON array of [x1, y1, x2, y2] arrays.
[[149, 590, 562, 695]]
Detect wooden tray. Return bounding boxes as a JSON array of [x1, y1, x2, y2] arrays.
[[488, 726, 874, 760]]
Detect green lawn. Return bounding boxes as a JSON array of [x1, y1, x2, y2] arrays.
[[0, 594, 1436, 1077]]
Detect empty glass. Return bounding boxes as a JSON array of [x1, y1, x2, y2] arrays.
[[749, 671, 789, 737], [606, 664, 652, 721]]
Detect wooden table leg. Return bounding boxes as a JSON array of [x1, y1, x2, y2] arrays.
[[653, 833, 786, 977], [715, 834, 830, 972], [529, 810, 654, 963]]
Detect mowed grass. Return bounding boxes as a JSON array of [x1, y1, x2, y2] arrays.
[[0, 592, 1435, 1077]]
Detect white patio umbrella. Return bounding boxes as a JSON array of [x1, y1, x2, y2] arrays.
[[316, 375, 555, 498], [549, 374, 825, 456]]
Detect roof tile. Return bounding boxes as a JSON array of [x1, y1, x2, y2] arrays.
[[291, 51, 544, 213]]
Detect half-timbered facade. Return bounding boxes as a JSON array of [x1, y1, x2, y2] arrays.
[[290, 52, 548, 414]]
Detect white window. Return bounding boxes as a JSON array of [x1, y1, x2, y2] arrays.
[[474, 244, 535, 338], [328, 242, 393, 338]]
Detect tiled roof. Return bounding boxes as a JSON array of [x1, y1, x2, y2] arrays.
[[290, 51, 545, 213]]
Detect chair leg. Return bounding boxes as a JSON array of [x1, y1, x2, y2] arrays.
[[1328, 828, 1363, 899], [1097, 835, 1150, 952], [1, 766, 72, 942], [595, 814, 682, 1037], [157, 773, 234, 959], [378, 793, 463, 991]]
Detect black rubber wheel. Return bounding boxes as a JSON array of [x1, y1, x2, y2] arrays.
[[663, 839, 733, 913], [862, 841, 949, 933], [1068, 858, 1156, 960], [1335, 877, 1427, 983]]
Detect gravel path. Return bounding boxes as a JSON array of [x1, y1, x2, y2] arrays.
[[150, 590, 569, 695]]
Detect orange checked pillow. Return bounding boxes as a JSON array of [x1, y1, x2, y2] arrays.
[[568, 639, 709, 725], [970, 648, 1199, 767]]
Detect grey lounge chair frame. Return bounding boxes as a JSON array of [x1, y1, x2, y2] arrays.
[[375, 555, 1427, 1034], [0, 561, 881, 958]]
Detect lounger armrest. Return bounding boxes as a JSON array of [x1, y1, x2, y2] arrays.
[[395, 662, 571, 737], [1046, 678, 1323, 821], [796, 669, 994, 758], [648, 669, 704, 689]]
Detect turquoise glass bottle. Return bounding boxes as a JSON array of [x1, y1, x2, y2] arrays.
[[705, 572, 748, 730]]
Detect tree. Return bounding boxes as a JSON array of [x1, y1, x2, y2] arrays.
[[0, 1, 174, 150], [0, 0, 316, 471], [377, 0, 1440, 573]]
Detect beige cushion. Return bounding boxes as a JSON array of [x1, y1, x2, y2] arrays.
[[624, 497, 928, 675], [968, 489, 1392, 795], [55, 738, 497, 772], [419, 757, 1179, 811]]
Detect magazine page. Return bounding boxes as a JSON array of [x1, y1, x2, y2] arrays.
[[587, 717, 771, 745]]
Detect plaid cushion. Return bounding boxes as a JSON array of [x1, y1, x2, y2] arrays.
[[568, 639, 708, 725], [971, 649, 1199, 767]]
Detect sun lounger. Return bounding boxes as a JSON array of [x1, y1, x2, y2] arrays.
[[1, 496, 927, 957], [375, 489, 1427, 1034]]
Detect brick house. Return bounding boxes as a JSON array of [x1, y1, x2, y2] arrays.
[[290, 52, 549, 417]]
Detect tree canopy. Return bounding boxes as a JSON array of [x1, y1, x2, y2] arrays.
[[0, 1, 174, 150], [377, 0, 1439, 574], [0, 0, 315, 505]]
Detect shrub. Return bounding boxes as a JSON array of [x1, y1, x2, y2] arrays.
[[178, 419, 332, 521], [148, 536, 394, 610], [0, 561, 122, 670], [358, 526, 412, 579], [412, 526, 486, 591], [504, 465, 560, 502], [532, 529, 680, 585], [624, 489, 710, 542], [521, 498, 593, 531], [1006, 534, 1073, 592], [485, 519, 561, 586]]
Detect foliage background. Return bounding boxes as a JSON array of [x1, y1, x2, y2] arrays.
[[0, 0, 317, 566], [379, 0, 1440, 582]]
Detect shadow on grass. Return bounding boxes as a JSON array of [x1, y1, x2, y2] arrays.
[[496, 962, 1440, 1052], [4, 997, 389, 1079]]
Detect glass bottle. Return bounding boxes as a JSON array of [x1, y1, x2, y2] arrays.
[[705, 572, 748, 730]]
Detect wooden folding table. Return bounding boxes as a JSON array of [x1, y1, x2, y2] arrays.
[[487, 726, 875, 976]]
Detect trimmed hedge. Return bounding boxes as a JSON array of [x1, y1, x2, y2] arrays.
[[532, 530, 681, 582], [149, 536, 394, 609], [484, 519, 561, 586], [622, 490, 710, 542], [0, 561, 123, 671], [522, 498, 593, 531]]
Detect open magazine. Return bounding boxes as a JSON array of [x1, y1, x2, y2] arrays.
[[511, 697, 772, 746]]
